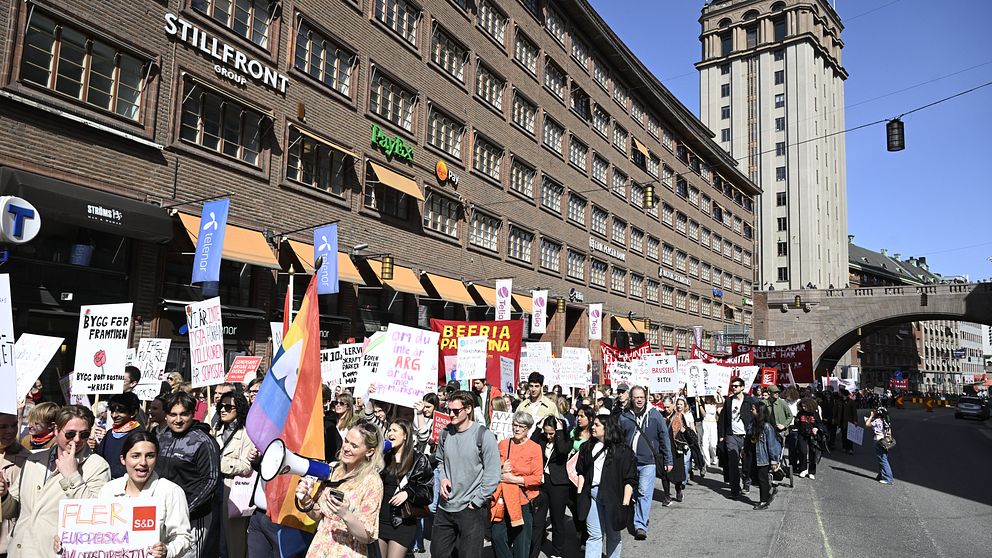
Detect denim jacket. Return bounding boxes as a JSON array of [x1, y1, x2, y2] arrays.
[[753, 423, 783, 467]]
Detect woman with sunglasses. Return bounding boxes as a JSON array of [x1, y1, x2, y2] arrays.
[[531, 416, 580, 558], [215, 391, 257, 558], [7, 405, 111, 557], [378, 419, 433, 558], [298, 421, 385, 558], [326, 392, 360, 464], [94, 392, 145, 479], [491, 411, 542, 558]]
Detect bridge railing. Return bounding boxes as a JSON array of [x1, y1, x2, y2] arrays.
[[772, 282, 991, 303]]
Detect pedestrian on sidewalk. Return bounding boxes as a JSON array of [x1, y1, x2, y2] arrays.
[[865, 407, 894, 485], [749, 402, 782, 511]]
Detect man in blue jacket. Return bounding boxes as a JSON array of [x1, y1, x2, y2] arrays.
[[618, 385, 673, 540]]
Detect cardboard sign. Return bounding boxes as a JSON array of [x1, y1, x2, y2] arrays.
[[354, 332, 387, 396], [59, 373, 90, 406], [72, 303, 133, 395], [846, 423, 864, 446], [226, 355, 263, 383], [519, 342, 553, 386], [228, 472, 257, 518], [59, 497, 158, 555], [186, 297, 225, 388], [431, 319, 524, 389], [431, 411, 452, 444], [270, 321, 284, 350], [601, 342, 651, 385], [337, 343, 364, 388], [454, 335, 488, 382], [559, 347, 591, 389], [372, 324, 440, 407], [320, 348, 342, 388], [14, 333, 63, 400], [683, 360, 704, 397], [499, 356, 515, 393], [490, 410, 514, 441], [134, 338, 171, 382], [610, 361, 634, 387], [646, 354, 679, 393], [132, 380, 163, 402]]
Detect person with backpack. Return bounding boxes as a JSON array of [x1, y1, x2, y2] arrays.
[[432, 390, 501, 558], [617, 386, 672, 540]]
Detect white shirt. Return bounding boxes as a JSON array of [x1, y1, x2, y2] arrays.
[[731, 397, 746, 435], [591, 441, 606, 486]]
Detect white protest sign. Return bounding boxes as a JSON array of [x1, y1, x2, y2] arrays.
[[520, 342, 553, 385], [320, 348, 343, 388], [354, 332, 387, 396], [132, 380, 162, 402], [72, 303, 133, 395], [134, 338, 171, 382], [186, 297, 225, 388], [372, 325, 440, 408], [499, 356, 516, 393], [125, 348, 135, 367], [646, 354, 680, 393], [531, 290, 548, 334], [631, 359, 652, 389], [59, 497, 158, 554], [560, 347, 591, 389], [490, 410, 514, 441], [732, 366, 760, 391], [847, 422, 864, 446], [270, 321, 284, 350], [59, 373, 90, 406], [338, 343, 364, 388], [611, 361, 634, 387], [454, 335, 487, 382], [550, 358, 565, 387], [14, 333, 63, 399], [683, 359, 704, 397], [699, 363, 733, 397], [0, 275, 16, 414]]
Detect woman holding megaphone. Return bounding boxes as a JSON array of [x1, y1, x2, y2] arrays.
[[297, 421, 385, 558]]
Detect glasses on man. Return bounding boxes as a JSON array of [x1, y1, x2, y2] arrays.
[[63, 430, 91, 440], [512, 423, 528, 430], [733, 383, 744, 389], [448, 406, 467, 416], [108, 404, 129, 414]]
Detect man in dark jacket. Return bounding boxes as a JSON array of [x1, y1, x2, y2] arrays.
[[719, 377, 755, 499], [835, 388, 858, 454], [618, 386, 672, 540], [158, 391, 222, 558]]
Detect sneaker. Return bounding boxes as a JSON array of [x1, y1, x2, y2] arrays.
[[798, 470, 808, 478], [662, 497, 672, 507], [742, 484, 751, 494], [808, 474, 815, 480], [634, 529, 647, 541], [879, 479, 892, 485], [753, 502, 769, 511]]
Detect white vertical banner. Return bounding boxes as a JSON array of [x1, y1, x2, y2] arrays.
[[531, 290, 548, 334], [588, 304, 602, 340], [186, 297, 225, 388], [73, 303, 134, 395], [0, 275, 17, 414], [495, 279, 513, 321]]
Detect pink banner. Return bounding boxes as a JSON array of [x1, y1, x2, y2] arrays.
[[601, 342, 651, 385]]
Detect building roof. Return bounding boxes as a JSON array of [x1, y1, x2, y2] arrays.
[[849, 242, 945, 285]]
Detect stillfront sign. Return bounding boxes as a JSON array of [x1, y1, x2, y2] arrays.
[[371, 124, 414, 161]]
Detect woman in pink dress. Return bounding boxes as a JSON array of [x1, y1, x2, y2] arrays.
[[298, 421, 385, 558]]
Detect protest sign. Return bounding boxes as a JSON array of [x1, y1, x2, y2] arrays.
[[700, 363, 732, 397], [72, 303, 133, 394], [454, 335, 487, 382], [134, 338, 171, 382], [14, 333, 63, 400], [499, 356, 515, 393], [58, 497, 158, 555], [125, 348, 135, 367], [601, 342, 651, 385], [372, 324, 440, 407], [566, 452, 579, 487], [683, 359, 704, 397], [228, 473, 257, 518], [847, 423, 864, 446], [270, 322, 284, 350], [559, 347, 591, 389], [132, 380, 162, 402], [186, 297, 225, 388], [490, 410, 514, 441], [226, 356, 262, 383], [610, 361, 634, 387], [520, 342, 553, 385], [354, 332, 387, 395], [338, 343, 364, 388], [59, 373, 90, 406], [645, 354, 679, 393], [631, 359, 652, 389], [431, 411, 452, 444], [760, 367, 778, 387], [320, 348, 343, 388], [431, 319, 523, 389]]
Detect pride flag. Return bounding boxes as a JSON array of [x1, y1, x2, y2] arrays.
[[246, 273, 324, 532]]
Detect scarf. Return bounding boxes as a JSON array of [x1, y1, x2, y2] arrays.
[[30, 430, 56, 449], [112, 420, 142, 434], [670, 411, 684, 434]]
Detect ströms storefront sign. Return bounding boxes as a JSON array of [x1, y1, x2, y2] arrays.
[[371, 124, 414, 162], [164, 13, 289, 94]]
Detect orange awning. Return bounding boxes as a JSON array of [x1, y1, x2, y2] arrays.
[[368, 161, 424, 201], [613, 316, 638, 333], [425, 274, 475, 306], [337, 252, 365, 285], [634, 319, 650, 334], [178, 213, 280, 269], [287, 240, 316, 273], [513, 294, 533, 314], [471, 285, 498, 306], [366, 259, 427, 296]]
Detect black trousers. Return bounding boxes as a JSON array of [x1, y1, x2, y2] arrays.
[[246, 510, 279, 558], [431, 506, 488, 558], [530, 484, 581, 558], [752, 464, 772, 503], [725, 434, 746, 493]]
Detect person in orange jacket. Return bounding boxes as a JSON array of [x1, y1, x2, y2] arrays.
[[491, 411, 543, 558]]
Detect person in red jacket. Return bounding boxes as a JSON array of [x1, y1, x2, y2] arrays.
[[491, 411, 543, 558]]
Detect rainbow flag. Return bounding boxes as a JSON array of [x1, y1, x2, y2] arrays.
[[246, 273, 324, 532]]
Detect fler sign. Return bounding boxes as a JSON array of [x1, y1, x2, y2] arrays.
[[0, 196, 41, 244]]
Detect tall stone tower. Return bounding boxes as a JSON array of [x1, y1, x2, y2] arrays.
[[697, 0, 848, 290]]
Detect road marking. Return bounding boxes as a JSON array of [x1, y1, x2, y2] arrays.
[[811, 490, 835, 558]]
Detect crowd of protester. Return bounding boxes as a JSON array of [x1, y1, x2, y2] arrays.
[[0, 365, 899, 558]]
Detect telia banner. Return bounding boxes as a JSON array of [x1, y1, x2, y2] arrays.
[[531, 290, 548, 334], [588, 304, 602, 340], [191, 198, 229, 284], [495, 279, 512, 321], [314, 223, 339, 294]]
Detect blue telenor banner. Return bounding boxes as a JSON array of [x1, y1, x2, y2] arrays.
[[191, 198, 229, 284], [314, 223, 338, 294]]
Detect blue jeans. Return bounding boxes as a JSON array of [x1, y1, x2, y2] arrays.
[[429, 466, 442, 513], [586, 487, 622, 558], [633, 463, 656, 530], [875, 441, 894, 483]]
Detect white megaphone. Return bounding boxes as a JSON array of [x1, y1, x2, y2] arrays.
[[260, 438, 332, 482]]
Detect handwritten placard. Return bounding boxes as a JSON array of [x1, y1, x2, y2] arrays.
[[454, 335, 487, 382], [187, 297, 224, 388], [431, 411, 452, 444], [58, 497, 158, 555], [645, 354, 679, 394], [499, 356, 515, 393], [320, 348, 342, 388], [72, 303, 133, 395], [59, 373, 90, 406], [226, 355, 262, 384], [354, 332, 386, 396], [372, 324, 440, 408], [490, 410, 514, 441], [0, 275, 19, 414], [134, 338, 171, 382], [15, 333, 63, 400], [560, 347, 591, 389]]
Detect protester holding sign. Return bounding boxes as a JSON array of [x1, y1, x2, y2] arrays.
[[0, 412, 28, 555], [6, 405, 111, 558], [215, 391, 256, 558], [94, 392, 145, 479], [95, 431, 193, 557]]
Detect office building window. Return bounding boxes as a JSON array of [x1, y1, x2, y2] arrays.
[[777, 267, 789, 281], [286, 127, 349, 195], [592, 155, 608, 184], [364, 181, 408, 219], [544, 58, 566, 100], [473, 134, 503, 180], [734, 245, 743, 263], [743, 250, 752, 267], [540, 238, 561, 272], [721, 128, 731, 142], [774, 48, 784, 61], [647, 280, 660, 302], [662, 244, 674, 266], [648, 155, 660, 178], [541, 177, 564, 213], [542, 116, 565, 154], [744, 224, 753, 239], [777, 217, 787, 231], [775, 93, 785, 108], [647, 237, 660, 260], [511, 93, 537, 134], [631, 274, 644, 299], [611, 170, 627, 198], [689, 257, 700, 277], [613, 80, 629, 109], [612, 219, 626, 246], [774, 70, 784, 85], [180, 80, 264, 165], [613, 125, 628, 152], [675, 250, 687, 272], [631, 100, 645, 125], [648, 115, 660, 138], [592, 207, 608, 236], [572, 35, 590, 67], [662, 285, 674, 306], [569, 137, 588, 170], [196, 0, 272, 47], [23, 13, 148, 120], [701, 263, 711, 282], [424, 192, 460, 237], [689, 294, 700, 314], [689, 220, 699, 241], [476, 63, 505, 111], [631, 183, 644, 209], [776, 142, 786, 156], [571, 85, 591, 120], [431, 26, 467, 82], [469, 212, 500, 251], [775, 117, 786, 131], [676, 290, 687, 311], [295, 20, 355, 96], [746, 25, 758, 49], [630, 228, 644, 253], [590, 259, 607, 287], [567, 250, 585, 280], [721, 83, 731, 97], [370, 70, 416, 131], [776, 192, 787, 206], [594, 59, 610, 90], [508, 226, 533, 262], [477, 0, 507, 45], [427, 108, 464, 158], [701, 228, 711, 248], [777, 241, 788, 256], [593, 104, 610, 136], [721, 106, 731, 119], [662, 165, 674, 188], [510, 159, 535, 197], [721, 63, 730, 75], [545, 6, 566, 44], [514, 30, 538, 75], [374, 0, 419, 45], [568, 194, 587, 225], [611, 268, 626, 294], [662, 204, 674, 226], [676, 212, 688, 234], [776, 167, 787, 181]]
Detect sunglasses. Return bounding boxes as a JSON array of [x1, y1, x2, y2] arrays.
[[217, 404, 236, 412], [448, 406, 467, 415], [108, 404, 130, 414], [63, 430, 91, 441], [334, 401, 348, 406]]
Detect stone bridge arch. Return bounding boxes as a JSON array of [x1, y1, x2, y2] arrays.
[[753, 283, 992, 373]]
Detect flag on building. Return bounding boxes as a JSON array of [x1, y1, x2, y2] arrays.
[[246, 273, 324, 532]]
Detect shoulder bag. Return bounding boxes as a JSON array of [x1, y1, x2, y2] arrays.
[[879, 426, 896, 450]]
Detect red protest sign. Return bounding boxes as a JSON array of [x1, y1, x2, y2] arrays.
[[225, 356, 262, 383], [431, 411, 452, 445], [760, 367, 778, 387], [431, 319, 523, 388], [600, 342, 651, 385]]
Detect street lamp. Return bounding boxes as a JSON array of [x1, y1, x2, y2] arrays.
[[886, 119, 905, 152], [556, 297, 566, 313]]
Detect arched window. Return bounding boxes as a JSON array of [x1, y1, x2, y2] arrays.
[[771, 2, 786, 13], [718, 18, 732, 29], [742, 10, 759, 21]]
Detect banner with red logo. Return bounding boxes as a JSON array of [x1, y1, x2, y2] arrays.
[[601, 342, 651, 385], [760, 367, 778, 387], [733, 341, 814, 383], [431, 319, 523, 389]]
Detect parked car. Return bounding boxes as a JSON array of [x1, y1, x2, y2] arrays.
[[954, 396, 990, 420]]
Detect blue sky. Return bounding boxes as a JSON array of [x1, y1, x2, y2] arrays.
[[590, 0, 992, 281]]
